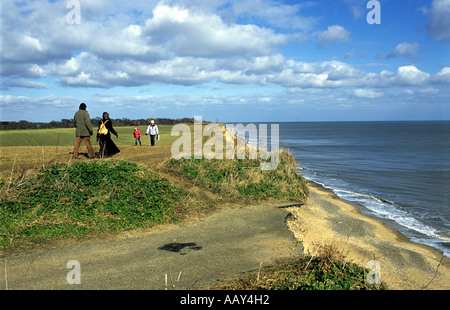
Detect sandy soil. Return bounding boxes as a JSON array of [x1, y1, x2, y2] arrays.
[[286, 181, 450, 290]]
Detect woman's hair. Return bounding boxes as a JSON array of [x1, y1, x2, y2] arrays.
[[102, 112, 109, 119]]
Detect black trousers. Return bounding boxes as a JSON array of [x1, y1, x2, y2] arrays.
[[150, 134, 156, 146]]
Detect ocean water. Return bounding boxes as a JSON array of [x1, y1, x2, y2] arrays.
[[233, 121, 450, 257]]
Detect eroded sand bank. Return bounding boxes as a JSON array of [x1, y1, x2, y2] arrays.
[[286, 182, 449, 290]]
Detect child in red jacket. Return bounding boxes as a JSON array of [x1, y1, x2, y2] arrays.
[[134, 127, 142, 146]]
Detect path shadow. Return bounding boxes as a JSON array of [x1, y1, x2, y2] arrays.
[[158, 242, 202, 255]]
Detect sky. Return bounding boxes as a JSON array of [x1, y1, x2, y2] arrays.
[[1, 0, 449, 122]]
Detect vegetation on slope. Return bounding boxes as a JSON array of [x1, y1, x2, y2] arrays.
[[163, 150, 308, 203], [0, 160, 186, 250]]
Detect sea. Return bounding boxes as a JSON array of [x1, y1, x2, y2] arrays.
[[232, 121, 450, 257]]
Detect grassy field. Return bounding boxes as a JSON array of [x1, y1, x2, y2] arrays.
[[0, 125, 178, 147], [0, 125, 185, 170]]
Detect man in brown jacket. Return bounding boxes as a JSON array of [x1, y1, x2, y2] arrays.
[[73, 103, 95, 159]]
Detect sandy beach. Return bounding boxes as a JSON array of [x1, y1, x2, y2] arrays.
[[286, 181, 449, 290]]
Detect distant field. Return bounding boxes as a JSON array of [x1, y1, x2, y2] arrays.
[[0, 125, 179, 147]]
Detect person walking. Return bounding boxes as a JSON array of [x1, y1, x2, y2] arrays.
[[133, 127, 142, 146], [73, 103, 95, 159], [145, 120, 159, 146], [97, 112, 120, 158]]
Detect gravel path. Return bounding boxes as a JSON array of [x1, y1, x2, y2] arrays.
[[1, 203, 302, 290]]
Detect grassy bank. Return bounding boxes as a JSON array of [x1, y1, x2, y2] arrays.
[[162, 150, 308, 203], [0, 160, 186, 250]]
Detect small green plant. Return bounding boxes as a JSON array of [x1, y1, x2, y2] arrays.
[[0, 160, 186, 250]]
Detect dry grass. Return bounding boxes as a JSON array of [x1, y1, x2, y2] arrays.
[[205, 241, 387, 290]]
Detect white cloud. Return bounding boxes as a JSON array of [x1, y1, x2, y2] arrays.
[[316, 25, 351, 46], [143, 4, 288, 58], [2, 1, 444, 92], [59, 72, 107, 88], [424, 0, 450, 42], [419, 87, 439, 95], [431, 67, 450, 84], [396, 65, 431, 86], [262, 62, 447, 89], [229, 0, 317, 31], [354, 88, 384, 99], [342, 0, 365, 20], [1, 1, 290, 85], [243, 54, 287, 74], [0, 94, 77, 113], [0, 79, 49, 90], [47, 54, 85, 76], [380, 42, 420, 59], [20, 35, 44, 52]]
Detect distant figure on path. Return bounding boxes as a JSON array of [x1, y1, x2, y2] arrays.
[[97, 112, 120, 158], [73, 103, 95, 159], [134, 127, 142, 146], [146, 120, 159, 146]]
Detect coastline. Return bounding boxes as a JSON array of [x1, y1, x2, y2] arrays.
[[286, 181, 450, 290], [1, 137, 448, 290]]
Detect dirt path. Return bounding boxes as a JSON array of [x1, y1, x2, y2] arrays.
[[1, 203, 302, 290]]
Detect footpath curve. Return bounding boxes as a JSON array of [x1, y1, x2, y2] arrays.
[[2, 203, 302, 290]]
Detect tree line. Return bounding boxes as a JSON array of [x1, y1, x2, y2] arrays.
[[0, 117, 197, 130]]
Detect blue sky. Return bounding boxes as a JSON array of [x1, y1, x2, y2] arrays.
[[1, 0, 449, 122]]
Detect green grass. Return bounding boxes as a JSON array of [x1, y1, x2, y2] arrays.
[[0, 125, 178, 147], [163, 150, 308, 203], [0, 128, 74, 146], [0, 160, 187, 250]]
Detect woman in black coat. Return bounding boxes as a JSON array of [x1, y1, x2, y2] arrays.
[[97, 112, 120, 158]]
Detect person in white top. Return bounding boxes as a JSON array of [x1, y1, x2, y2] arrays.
[[146, 120, 159, 146]]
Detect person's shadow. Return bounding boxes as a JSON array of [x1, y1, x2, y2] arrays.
[[158, 242, 202, 255]]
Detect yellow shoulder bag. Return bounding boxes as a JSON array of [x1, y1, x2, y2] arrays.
[[98, 120, 109, 135]]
